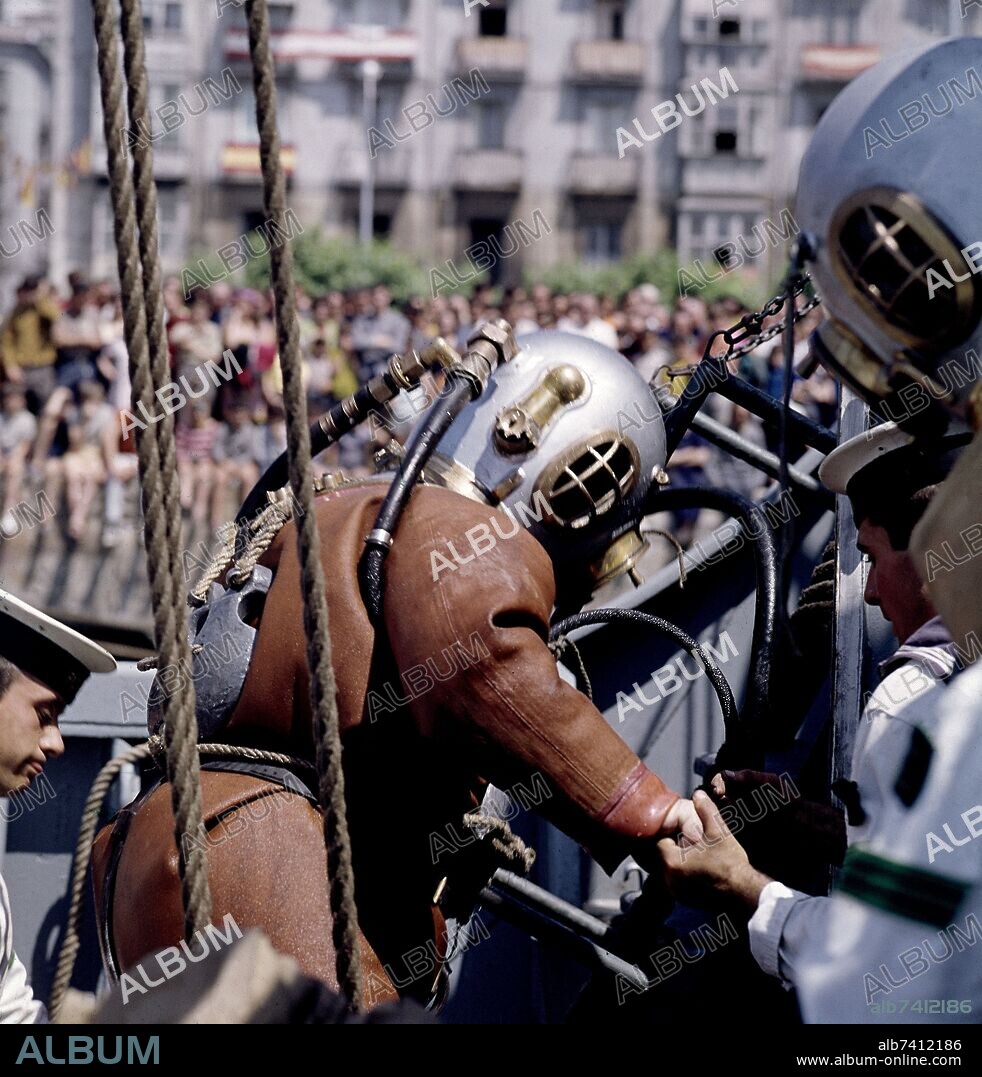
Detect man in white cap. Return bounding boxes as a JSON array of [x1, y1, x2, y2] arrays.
[[0, 589, 115, 1023], [657, 424, 969, 1019]]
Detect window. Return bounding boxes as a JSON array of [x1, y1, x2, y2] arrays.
[[96, 181, 184, 265], [469, 219, 507, 283], [0, 68, 6, 207], [747, 105, 766, 156], [824, 1, 862, 45], [268, 3, 294, 32], [373, 213, 392, 239], [719, 18, 741, 38], [692, 17, 708, 39], [682, 97, 765, 159], [714, 104, 738, 154], [376, 82, 404, 124], [598, 1, 628, 41], [154, 82, 183, 147], [479, 6, 508, 37], [235, 86, 258, 141], [142, 1, 183, 33], [235, 85, 293, 144], [585, 90, 634, 155], [232, 86, 288, 144], [156, 185, 186, 260], [904, 0, 947, 33], [337, 0, 408, 29], [683, 211, 772, 268], [582, 222, 623, 264], [477, 101, 506, 150]]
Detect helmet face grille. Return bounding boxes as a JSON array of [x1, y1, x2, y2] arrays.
[[539, 436, 638, 530], [831, 187, 981, 349]]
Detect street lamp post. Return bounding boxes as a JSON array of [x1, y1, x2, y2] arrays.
[[948, 0, 963, 35], [358, 58, 381, 246]]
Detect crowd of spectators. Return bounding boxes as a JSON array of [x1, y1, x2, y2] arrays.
[[0, 270, 834, 550]]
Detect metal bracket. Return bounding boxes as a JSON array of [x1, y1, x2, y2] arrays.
[[147, 565, 273, 741]]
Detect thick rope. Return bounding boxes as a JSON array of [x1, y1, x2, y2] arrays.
[[146, 735, 316, 776], [245, 0, 362, 1010], [225, 500, 294, 586], [462, 814, 537, 875], [116, 0, 186, 621], [188, 501, 292, 605], [116, 0, 211, 939], [90, 0, 210, 939], [48, 743, 152, 1021]]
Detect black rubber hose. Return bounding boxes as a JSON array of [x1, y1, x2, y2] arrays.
[[235, 377, 400, 526], [549, 608, 737, 734], [359, 377, 474, 625], [237, 407, 346, 525], [643, 485, 779, 767]]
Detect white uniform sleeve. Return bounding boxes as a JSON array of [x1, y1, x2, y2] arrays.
[[748, 881, 830, 987], [0, 874, 47, 1025]]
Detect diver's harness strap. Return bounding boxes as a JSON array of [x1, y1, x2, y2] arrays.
[[98, 757, 318, 984]]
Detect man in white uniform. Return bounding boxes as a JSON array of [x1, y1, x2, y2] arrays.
[[661, 37, 982, 1023], [658, 426, 966, 1014], [0, 589, 115, 1023]]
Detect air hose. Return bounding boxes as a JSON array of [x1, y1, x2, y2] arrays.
[[359, 320, 519, 625], [550, 608, 737, 733], [643, 484, 779, 769], [234, 337, 461, 526]]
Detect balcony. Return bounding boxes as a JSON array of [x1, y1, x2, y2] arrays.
[[223, 27, 416, 65], [799, 45, 881, 82], [568, 153, 639, 196], [680, 157, 767, 198], [90, 140, 189, 182], [454, 149, 524, 192], [221, 142, 297, 181], [334, 145, 412, 188], [571, 41, 645, 83], [455, 37, 528, 80]]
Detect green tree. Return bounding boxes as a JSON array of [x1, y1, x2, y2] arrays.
[[244, 230, 430, 301]]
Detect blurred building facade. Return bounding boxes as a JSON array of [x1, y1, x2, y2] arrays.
[[0, 0, 975, 302]]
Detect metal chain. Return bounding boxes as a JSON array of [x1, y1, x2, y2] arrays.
[[721, 277, 821, 360], [662, 279, 822, 383]]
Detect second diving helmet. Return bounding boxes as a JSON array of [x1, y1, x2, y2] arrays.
[[427, 330, 667, 586], [796, 37, 982, 433]]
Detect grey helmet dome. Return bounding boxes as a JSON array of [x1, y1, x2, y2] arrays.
[[428, 330, 667, 579], [796, 37, 982, 432]]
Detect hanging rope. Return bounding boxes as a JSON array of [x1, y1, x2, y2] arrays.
[[245, 0, 363, 1010], [89, 0, 211, 940], [48, 743, 152, 1021], [115, 0, 187, 619]]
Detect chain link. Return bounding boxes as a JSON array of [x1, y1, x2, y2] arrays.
[[726, 293, 822, 361], [663, 278, 822, 383]]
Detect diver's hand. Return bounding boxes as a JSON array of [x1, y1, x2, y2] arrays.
[[658, 790, 771, 916], [659, 796, 705, 847]]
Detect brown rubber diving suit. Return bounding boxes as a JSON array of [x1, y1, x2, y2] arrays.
[[92, 480, 679, 1006]]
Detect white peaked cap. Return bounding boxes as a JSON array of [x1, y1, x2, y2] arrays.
[[0, 588, 116, 703]]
